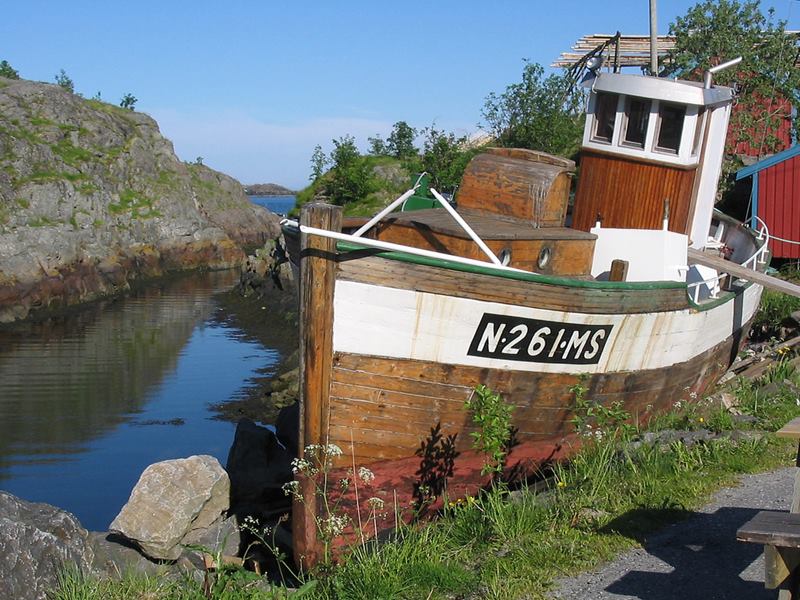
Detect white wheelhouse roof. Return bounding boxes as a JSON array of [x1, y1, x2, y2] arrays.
[[589, 73, 733, 108]]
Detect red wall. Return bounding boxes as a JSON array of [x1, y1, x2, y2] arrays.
[[730, 96, 793, 157], [758, 153, 800, 258]]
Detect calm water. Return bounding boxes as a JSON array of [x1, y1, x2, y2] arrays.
[[249, 195, 296, 216], [0, 196, 294, 531]]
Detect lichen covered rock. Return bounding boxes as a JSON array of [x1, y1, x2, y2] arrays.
[[0, 76, 280, 321], [109, 455, 230, 561], [0, 492, 94, 600]]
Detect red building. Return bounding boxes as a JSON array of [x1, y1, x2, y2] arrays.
[[736, 144, 800, 258], [729, 95, 794, 157]]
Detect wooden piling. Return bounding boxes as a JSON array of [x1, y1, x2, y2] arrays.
[[294, 202, 342, 568]]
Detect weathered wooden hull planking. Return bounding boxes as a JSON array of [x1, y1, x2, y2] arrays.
[[290, 205, 763, 565]]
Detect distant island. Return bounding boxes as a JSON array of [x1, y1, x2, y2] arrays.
[[244, 183, 295, 196]]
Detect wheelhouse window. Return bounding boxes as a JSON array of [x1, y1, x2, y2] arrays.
[[654, 102, 686, 154], [622, 97, 650, 148], [592, 92, 618, 144]]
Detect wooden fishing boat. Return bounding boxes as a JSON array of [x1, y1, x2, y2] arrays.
[[281, 65, 779, 566]]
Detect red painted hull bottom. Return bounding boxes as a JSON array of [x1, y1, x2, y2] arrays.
[[301, 436, 574, 558]]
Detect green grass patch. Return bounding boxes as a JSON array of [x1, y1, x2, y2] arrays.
[[27, 215, 58, 227], [109, 189, 162, 218], [15, 168, 88, 187], [84, 99, 136, 123], [29, 116, 54, 127], [50, 138, 94, 167], [77, 182, 98, 195]]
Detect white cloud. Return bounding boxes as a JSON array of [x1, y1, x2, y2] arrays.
[[147, 108, 396, 189]]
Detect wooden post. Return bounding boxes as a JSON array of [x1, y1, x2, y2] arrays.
[[609, 259, 629, 282], [293, 202, 342, 569]]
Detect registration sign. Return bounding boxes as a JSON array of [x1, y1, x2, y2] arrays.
[[467, 313, 613, 365]]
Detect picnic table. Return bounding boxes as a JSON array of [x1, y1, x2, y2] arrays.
[[738, 417, 800, 600]]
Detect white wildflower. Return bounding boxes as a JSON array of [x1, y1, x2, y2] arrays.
[[366, 497, 385, 510], [291, 457, 313, 475], [318, 514, 349, 538], [282, 480, 301, 499], [325, 444, 343, 457], [358, 466, 375, 485]]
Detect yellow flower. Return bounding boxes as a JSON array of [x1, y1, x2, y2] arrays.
[[557, 481, 566, 489], [698, 417, 705, 423]]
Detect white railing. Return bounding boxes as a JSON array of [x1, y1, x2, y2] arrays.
[[293, 223, 528, 274], [687, 217, 771, 303], [317, 176, 505, 268], [686, 272, 727, 303], [743, 216, 770, 271]]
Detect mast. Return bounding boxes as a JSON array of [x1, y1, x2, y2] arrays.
[[649, 0, 658, 75]]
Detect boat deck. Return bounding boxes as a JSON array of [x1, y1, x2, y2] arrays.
[[379, 208, 596, 242]]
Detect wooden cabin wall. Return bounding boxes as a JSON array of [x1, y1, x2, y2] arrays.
[[572, 150, 697, 233], [457, 152, 573, 226]]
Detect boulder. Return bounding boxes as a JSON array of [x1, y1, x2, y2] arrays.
[[0, 492, 94, 600], [181, 514, 240, 558], [226, 419, 293, 514], [275, 401, 300, 455], [110, 455, 229, 561], [90, 531, 162, 577]]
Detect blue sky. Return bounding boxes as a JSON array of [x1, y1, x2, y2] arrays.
[[4, 1, 799, 188]]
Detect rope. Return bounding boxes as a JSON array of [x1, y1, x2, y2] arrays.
[[767, 233, 800, 246]]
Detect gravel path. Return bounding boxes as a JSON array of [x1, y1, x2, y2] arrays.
[[551, 467, 795, 600]]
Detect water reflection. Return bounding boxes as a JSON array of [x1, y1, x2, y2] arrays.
[[0, 271, 279, 530]]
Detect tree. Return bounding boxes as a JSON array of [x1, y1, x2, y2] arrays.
[[482, 61, 584, 158], [54, 69, 74, 93], [386, 121, 417, 159], [326, 135, 372, 205], [666, 0, 800, 155], [119, 93, 137, 110], [367, 134, 387, 156], [420, 126, 476, 191], [309, 144, 329, 181], [0, 60, 19, 79]]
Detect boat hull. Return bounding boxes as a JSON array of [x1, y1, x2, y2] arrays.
[[288, 206, 763, 565]]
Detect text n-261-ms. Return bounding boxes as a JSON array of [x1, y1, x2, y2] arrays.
[[467, 313, 613, 365]]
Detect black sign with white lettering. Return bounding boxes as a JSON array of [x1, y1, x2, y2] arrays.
[[467, 313, 613, 365]]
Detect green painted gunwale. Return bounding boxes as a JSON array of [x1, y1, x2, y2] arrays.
[[336, 240, 754, 313], [335, 240, 683, 290]]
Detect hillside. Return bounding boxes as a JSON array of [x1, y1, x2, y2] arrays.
[[243, 183, 295, 196], [0, 77, 280, 322]]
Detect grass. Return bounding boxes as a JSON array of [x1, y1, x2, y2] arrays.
[[108, 189, 162, 218], [53, 564, 298, 600], [54, 359, 800, 600], [50, 137, 94, 167]]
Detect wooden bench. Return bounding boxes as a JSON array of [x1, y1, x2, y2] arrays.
[[738, 511, 800, 598], [736, 417, 800, 599]]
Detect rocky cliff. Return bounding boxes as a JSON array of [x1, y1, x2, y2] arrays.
[[0, 77, 280, 322]]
